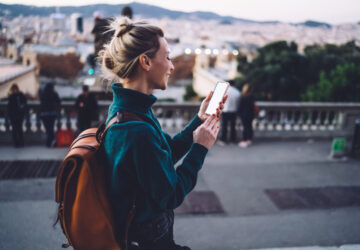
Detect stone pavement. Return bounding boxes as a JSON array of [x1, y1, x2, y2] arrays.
[[0, 140, 360, 250]]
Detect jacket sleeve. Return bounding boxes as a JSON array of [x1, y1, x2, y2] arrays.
[[162, 115, 203, 164], [132, 123, 208, 210]]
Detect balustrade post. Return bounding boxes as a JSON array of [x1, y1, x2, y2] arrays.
[[280, 111, 286, 130], [36, 111, 42, 132], [5, 114, 10, 132], [25, 110, 31, 132], [181, 109, 188, 128], [324, 110, 330, 128], [56, 111, 62, 131], [65, 109, 72, 130], [315, 110, 321, 130], [288, 110, 295, 130], [172, 109, 178, 129], [298, 111, 304, 130]]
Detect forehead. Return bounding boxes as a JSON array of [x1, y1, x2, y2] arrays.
[[158, 37, 170, 54]]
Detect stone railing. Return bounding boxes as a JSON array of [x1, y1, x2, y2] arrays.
[[0, 101, 359, 145], [253, 102, 360, 139]]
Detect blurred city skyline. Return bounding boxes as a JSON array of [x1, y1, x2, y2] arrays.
[[0, 0, 359, 24]]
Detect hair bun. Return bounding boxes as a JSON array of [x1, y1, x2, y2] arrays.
[[111, 17, 133, 38]]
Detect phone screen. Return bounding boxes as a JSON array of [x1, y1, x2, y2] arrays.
[[205, 82, 229, 115]]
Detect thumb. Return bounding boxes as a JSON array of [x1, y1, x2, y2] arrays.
[[205, 91, 213, 102]]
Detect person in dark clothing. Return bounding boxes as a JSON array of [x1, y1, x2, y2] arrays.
[[75, 85, 98, 135], [40, 83, 61, 147], [7, 83, 27, 147], [237, 83, 255, 148], [99, 17, 227, 250]]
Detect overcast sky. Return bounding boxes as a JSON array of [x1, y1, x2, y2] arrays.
[[1, 0, 359, 24]]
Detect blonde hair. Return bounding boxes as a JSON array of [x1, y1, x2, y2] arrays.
[[99, 17, 164, 81]]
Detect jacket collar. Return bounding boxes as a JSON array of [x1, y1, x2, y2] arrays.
[[108, 83, 157, 118]]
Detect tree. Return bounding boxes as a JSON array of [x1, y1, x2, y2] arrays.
[[303, 41, 360, 85], [236, 40, 360, 102], [235, 41, 308, 101], [302, 63, 360, 102], [37, 53, 84, 80]]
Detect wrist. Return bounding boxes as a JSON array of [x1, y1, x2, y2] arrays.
[[198, 113, 205, 122]]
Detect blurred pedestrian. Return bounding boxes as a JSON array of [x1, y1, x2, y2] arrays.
[[218, 83, 241, 145], [40, 83, 61, 147], [238, 83, 255, 148], [75, 85, 98, 135], [7, 83, 27, 147]]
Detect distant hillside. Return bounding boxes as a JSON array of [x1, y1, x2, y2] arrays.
[[296, 20, 332, 28], [0, 2, 278, 24]]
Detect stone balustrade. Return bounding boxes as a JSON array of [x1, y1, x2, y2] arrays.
[[0, 101, 359, 144]]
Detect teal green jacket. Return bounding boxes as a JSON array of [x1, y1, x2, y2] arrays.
[[104, 84, 208, 237]]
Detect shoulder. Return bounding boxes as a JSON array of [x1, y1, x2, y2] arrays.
[[108, 120, 159, 142]]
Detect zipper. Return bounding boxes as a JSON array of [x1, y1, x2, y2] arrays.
[[72, 145, 97, 151], [69, 133, 97, 150]]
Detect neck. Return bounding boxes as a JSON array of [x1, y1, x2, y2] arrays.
[[122, 74, 153, 95]]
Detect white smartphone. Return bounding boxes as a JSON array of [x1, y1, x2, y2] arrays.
[[205, 81, 229, 115]]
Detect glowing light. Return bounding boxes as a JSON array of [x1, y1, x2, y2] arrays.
[[88, 68, 94, 75], [205, 48, 211, 55], [184, 48, 192, 54], [232, 50, 239, 56], [212, 49, 219, 55], [195, 48, 202, 55]]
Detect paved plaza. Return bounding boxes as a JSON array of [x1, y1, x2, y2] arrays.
[[0, 139, 359, 250]]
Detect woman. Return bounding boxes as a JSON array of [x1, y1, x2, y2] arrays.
[[7, 83, 27, 147], [40, 82, 60, 147], [237, 83, 255, 148], [100, 17, 226, 250]]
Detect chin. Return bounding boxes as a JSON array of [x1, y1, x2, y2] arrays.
[[160, 81, 168, 90]]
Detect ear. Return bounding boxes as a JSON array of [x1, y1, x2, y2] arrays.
[[139, 54, 151, 71]]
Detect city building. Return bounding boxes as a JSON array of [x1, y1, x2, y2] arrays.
[[0, 57, 39, 99], [70, 13, 83, 35], [50, 13, 66, 32]]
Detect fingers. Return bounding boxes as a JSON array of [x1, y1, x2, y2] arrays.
[[214, 122, 220, 135], [209, 115, 218, 129], [222, 94, 228, 104], [216, 94, 228, 114], [219, 102, 224, 110], [204, 113, 216, 127], [205, 91, 213, 102], [216, 107, 221, 118]]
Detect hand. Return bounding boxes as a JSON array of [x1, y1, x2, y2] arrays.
[[193, 114, 220, 149], [198, 91, 228, 122]]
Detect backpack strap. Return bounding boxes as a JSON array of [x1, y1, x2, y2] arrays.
[[96, 111, 144, 144], [97, 111, 144, 250]]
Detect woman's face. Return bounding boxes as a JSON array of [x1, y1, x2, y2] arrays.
[[147, 37, 174, 90]]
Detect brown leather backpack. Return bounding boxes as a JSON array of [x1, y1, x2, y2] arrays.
[[55, 111, 143, 250]]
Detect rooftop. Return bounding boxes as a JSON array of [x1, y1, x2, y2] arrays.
[[0, 58, 35, 84]]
